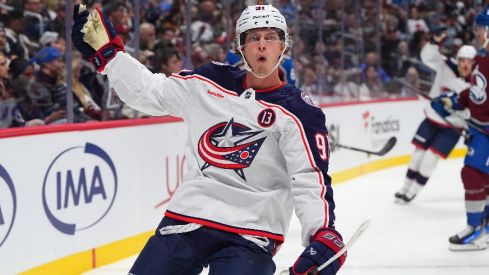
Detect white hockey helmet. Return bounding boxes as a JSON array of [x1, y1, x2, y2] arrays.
[[456, 45, 477, 62], [235, 4, 289, 48], [234, 5, 290, 79]]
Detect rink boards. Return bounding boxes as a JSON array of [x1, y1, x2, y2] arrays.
[[0, 98, 467, 274]]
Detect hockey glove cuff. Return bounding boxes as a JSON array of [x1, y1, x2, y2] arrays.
[[430, 27, 447, 45], [290, 228, 346, 275], [72, 4, 124, 72], [431, 94, 459, 118]]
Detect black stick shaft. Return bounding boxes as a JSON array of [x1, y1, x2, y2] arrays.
[[332, 137, 396, 156]]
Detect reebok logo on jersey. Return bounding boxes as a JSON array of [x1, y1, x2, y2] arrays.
[[244, 91, 252, 99], [207, 90, 224, 99]]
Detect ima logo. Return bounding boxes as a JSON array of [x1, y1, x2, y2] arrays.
[[42, 143, 117, 235], [0, 164, 17, 248], [198, 118, 266, 181]]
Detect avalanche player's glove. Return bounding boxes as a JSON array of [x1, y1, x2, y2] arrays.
[[290, 228, 346, 275], [430, 94, 458, 117], [72, 4, 124, 72], [430, 26, 447, 45]]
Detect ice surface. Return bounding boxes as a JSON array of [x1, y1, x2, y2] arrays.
[[83, 157, 489, 275]]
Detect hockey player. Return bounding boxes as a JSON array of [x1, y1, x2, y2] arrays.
[[395, 28, 476, 203], [72, 4, 345, 275], [431, 8, 489, 251]]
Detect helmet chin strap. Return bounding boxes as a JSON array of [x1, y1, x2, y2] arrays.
[[238, 42, 288, 79]]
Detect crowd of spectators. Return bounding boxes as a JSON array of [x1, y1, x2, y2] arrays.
[[0, 0, 486, 128]]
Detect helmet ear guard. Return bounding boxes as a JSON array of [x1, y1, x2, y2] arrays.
[[475, 8, 489, 27]]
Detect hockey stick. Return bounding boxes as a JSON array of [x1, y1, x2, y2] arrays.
[[396, 77, 489, 137], [395, 77, 469, 138], [280, 220, 371, 275], [331, 136, 397, 156]]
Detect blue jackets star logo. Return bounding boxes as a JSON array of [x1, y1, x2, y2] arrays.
[[198, 118, 266, 180]]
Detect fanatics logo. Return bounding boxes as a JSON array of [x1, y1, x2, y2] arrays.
[[207, 90, 224, 99]]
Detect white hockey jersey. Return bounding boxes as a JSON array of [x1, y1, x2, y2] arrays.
[[103, 53, 336, 248], [420, 43, 469, 128]]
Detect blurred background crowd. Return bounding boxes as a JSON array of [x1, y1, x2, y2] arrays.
[[0, 0, 486, 127]]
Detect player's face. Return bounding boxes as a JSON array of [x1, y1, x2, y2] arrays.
[[476, 25, 487, 46], [0, 55, 9, 79], [241, 28, 285, 75], [166, 54, 182, 75], [0, 31, 6, 49], [44, 57, 65, 77], [458, 58, 473, 78]]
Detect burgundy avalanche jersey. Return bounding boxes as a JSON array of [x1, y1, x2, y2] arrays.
[[103, 52, 336, 247], [459, 54, 489, 126]]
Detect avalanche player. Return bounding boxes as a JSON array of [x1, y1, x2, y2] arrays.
[[395, 28, 476, 203], [432, 8, 489, 251], [72, 4, 346, 274]]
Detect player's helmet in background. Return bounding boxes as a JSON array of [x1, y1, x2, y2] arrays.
[[235, 5, 289, 50], [475, 8, 489, 48], [456, 45, 477, 62], [475, 8, 489, 27]]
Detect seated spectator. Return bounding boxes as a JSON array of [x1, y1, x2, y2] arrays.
[[153, 46, 183, 77], [190, 45, 212, 68], [401, 67, 420, 97], [360, 51, 391, 83], [407, 6, 429, 35], [115, 23, 134, 55], [0, 28, 8, 60], [381, 26, 402, 77], [102, 0, 125, 26], [160, 5, 183, 32], [333, 68, 362, 101], [300, 66, 318, 100], [9, 57, 35, 119], [139, 22, 156, 52], [155, 26, 176, 48], [0, 51, 8, 81], [203, 43, 226, 63], [52, 1, 66, 38], [27, 46, 69, 124], [0, 71, 44, 127], [39, 31, 65, 53], [358, 65, 385, 100], [4, 9, 28, 60], [145, 1, 171, 25], [23, 0, 55, 40]]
